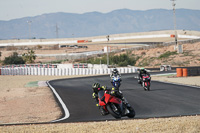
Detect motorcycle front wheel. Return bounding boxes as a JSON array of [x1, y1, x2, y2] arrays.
[[143, 82, 147, 91], [106, 103, 121, 119], [127, 106, 135, 118], [147, 82, 150, 91]]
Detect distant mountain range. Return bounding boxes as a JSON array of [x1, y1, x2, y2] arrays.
[[0, 9, 200, 40]]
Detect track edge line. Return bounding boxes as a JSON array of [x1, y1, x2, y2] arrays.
[[46, 80, 70, 122]]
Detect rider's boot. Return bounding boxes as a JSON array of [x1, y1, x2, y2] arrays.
[[96, 103, 108, 116], [137, 79, 141, 84], [99, 106, 108, 116], [122, 97, 131, 107]]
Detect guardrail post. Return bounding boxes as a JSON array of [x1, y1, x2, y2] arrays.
[[125, 68, 128, 73], [52, 68, 55, 76], [58, 68, 60, 76], [62, 68, 65, 76], [100, 69, 103, 74], [69, 68, 72, 75], [44, 68, 48, 76], [72, 68, 75, 75], [65, 68, 68, 75], [75, 68, 79, 75], [37, 68, 40, 75], [89, 68, 92, 75], [85, 68, 88, 75]]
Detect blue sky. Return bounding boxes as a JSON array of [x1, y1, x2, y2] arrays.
[[0, 0, 199, 20]]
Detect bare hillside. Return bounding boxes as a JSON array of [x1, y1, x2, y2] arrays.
[[132, 42, 200, 67]]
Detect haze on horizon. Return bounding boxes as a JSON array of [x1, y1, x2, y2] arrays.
[[0, 0, 199, 21]]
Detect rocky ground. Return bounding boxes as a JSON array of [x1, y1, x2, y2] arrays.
[[0, 75, 200, 132], [1, 40, 199, 67], [132, 42, 200, 67]]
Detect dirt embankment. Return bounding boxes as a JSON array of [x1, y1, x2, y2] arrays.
[[132, 42, 200, 67]]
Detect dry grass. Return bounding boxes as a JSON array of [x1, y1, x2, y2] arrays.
[[0, 116, 200, 133]]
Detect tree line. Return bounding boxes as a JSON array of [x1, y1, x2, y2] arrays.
[[80, 53, 139, 67]]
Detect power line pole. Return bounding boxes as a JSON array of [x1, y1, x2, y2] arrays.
[[171, 0, 178, 48], [171, 0, 182, 53], [55, 23, 59, 38], [27, 21, 32, 39], [106, 35, 110, 67]]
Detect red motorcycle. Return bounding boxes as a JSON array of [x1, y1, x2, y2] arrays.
[[98, 90, 135, 119], [142, 74, 151, 91]]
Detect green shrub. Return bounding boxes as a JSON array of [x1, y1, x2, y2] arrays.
[[183, 51, 193, 56], [80, 53, 139, 67], [3, 52, 25, 65], [138, 58, 149, 67], [158, 51, 177, 59], [138, 56, 157, 67], [22, 50, 36, 63]]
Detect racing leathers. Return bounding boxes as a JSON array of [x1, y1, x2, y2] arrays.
[[137, 68, 151, 84]]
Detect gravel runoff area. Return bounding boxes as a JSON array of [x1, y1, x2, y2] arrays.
[[0, 75, 200, 133]]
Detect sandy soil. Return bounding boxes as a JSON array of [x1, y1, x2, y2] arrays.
[[0, 43, 138, 62], [0, 75, 87, 124], [0, 75, 200, 132], [152, 75, 200, 86], [0, 115, 200, 133]]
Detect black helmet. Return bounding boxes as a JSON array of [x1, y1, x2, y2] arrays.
[[140, 67, 145, 73], [92, 83, 100, 89], [113, 68, 118, 74]]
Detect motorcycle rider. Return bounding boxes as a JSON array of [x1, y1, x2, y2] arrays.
[[92, 83, 130, 116], [92, 83, 109, 115], [110, 68, 122, 87], [110, 68, 121, 78], [110, 87, 130, 107], [137, 67, 151, 84]]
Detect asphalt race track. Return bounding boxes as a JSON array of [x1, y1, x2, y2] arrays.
[[48, 72, 200, 123]]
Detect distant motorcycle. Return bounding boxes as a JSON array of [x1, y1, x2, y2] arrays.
[[111, 75, 121, 89], [98, 89, 135, 119], [141, 74, 151, 91]]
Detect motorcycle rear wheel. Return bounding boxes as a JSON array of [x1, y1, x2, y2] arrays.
[[106, 103, 121, 119]]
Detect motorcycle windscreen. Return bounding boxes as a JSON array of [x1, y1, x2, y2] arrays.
[[98, 90, 106, 106], [113, 75, 120, 81], [98, 90, 105, 100]]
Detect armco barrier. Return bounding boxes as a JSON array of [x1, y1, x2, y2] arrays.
[[0, 67, 137, 76], [187, 68, 200, 76]]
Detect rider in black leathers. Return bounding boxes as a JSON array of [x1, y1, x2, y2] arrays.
[[92, 83, 109, 115], [92, 83, 105, 106], [137, 68, 151, 84]]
